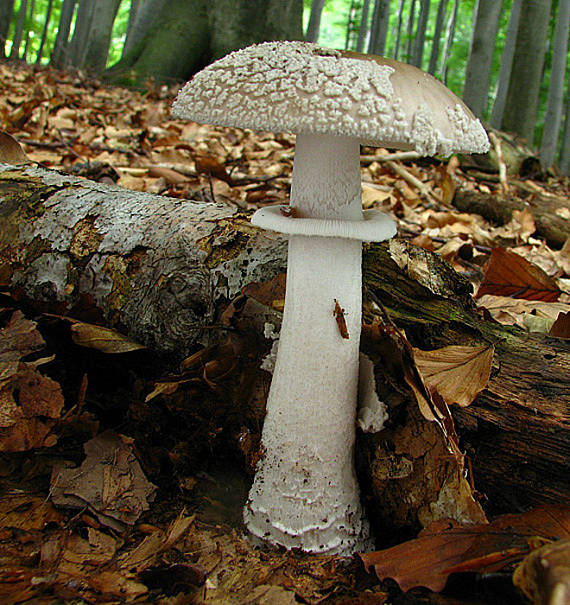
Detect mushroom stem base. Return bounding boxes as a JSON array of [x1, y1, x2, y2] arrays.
[[244, 234, 369, 554]]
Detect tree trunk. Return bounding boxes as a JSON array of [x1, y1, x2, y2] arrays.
[[0, 0, 15, 59], [501, 0, 553, 144], [68, 0, 96, 68], [305, 0, 325, 43], [344, 0, 357, 49], [121, 0, 166, 59], [560, 93, 570, 176], [211, 0, 304, 60], [462, 0, 502, 119], [368, 0, 391, 56], [0, 163, 567, 528], [22, 0, 36, 62], [50, 0, 77, 68], [453, 187, 570, 249], [8, 0, 27, 60], [489, 0, 522, 129], [35, 0, 54, 64], [440, 0, 457, 84], [539, 0, 570, 170], [80, 0, 122, 72], [356, 0, 371, 53], [123, 0, 142, 56], [107, 0, 303, 87], [427, 0, 447, 75], [412, 0, 430, 68], [391, 0, 406, 59], [406, 0, 417, 62]]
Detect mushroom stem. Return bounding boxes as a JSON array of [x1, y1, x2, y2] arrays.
[[244, 134, 369, 553]]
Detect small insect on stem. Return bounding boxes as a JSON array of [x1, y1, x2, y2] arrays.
[[280, 205, 300, 218], [333, 299, 349, 340]]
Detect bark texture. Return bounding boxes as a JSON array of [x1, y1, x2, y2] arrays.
[[453, 187, 570, 249], [539, 0, 570, 170], [462, 0, 502, 118], [0, 0, 16, 59], [501, 0, 552, 143], [107, 0, 303, 86], [0, 163, 568, 529]]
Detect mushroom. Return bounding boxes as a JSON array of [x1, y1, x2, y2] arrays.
[[172, 41, 489, 554]]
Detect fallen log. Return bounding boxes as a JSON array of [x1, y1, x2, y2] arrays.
[[453, 186, 570, 249], [0, 163, 568, 531]]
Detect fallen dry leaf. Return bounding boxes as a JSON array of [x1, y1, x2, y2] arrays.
[[360, 505, 570, 593], [68, 319, 146, 353], [0, 130, 30, 164], [413, 343, 495, 408], [0, 310, 64, 451], [476, 248, 561, 301], [477, 294, 570, 328], [51, 430, 156, 531], [550, 311, 570, 339]]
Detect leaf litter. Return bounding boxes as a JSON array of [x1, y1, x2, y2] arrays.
[[0, 60, 568, 603]]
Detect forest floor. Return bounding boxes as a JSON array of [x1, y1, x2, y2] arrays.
[[0, 61, 569, 604]]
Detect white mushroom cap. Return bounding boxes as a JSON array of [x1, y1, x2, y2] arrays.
[[172, 41, 490, 157]]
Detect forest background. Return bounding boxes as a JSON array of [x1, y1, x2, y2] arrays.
[[1, 0, 569, 175]]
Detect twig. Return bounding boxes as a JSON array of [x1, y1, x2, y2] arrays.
[[386, 159, 443, 206]]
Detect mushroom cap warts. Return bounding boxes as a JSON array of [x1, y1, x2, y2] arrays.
[[172, 41, 490, 157]]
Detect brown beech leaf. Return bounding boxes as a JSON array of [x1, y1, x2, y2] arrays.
[[0, 131, 30, 164], [0, 310, 46, 363], [360, 505, 570, 593], [194, 153, 233, 184], [550, 311, 570, 339], [476, 248, 561, 301], [412, 344, 495, 408], [50, 431, 156, 531], [69, 320, 145, 353]]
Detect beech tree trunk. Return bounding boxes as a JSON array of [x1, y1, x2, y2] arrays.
[[440, 0, 457, 84], [356, 0, 372, 53], [35, 0, 54, 64], [8, 0, 27, 60], [22, 0, 35, 62], [81, 0, 122, 73], [412, 0, 430, 68], [0, 163, 568, 526], [489, 0, 522, 129], [0, 0, 15, 59], [367, 0, 390, 56], [107, 0, 303, 86], [305, 0, 325, 43], [502, 0, 552, 144], [462, 0, 502, 118], [391, 0, 406, 59], [539, 0, 570, 170], [406, 0, 417, 62], [122, 0, 166, 58], [50, 0, 76, 68], [428, 0, 447, 75], [68, 0, 96, 68]]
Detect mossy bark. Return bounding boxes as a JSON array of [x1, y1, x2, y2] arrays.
[[105, 0, 303, 87]]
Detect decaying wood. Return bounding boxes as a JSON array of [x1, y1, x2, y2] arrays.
[[1, 163, 568, 529], [0, 162, 287, 360], [453, 186, 570, 248]]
